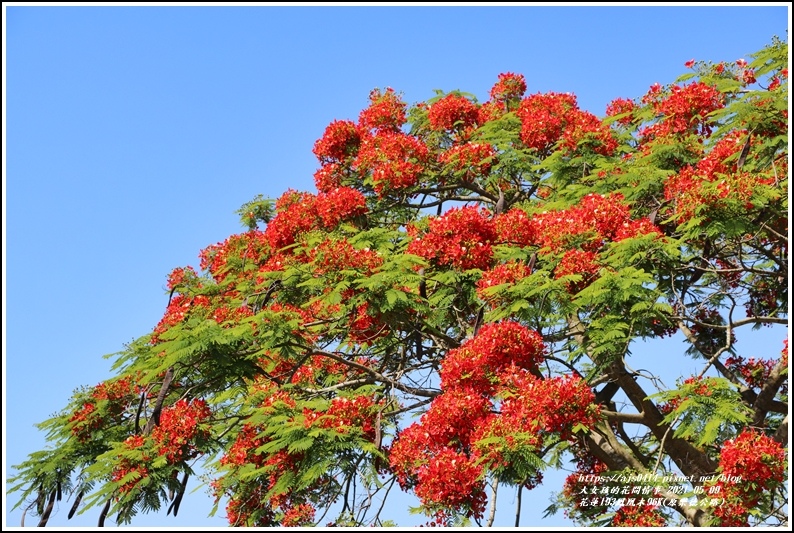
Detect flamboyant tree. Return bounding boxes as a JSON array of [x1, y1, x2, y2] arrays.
[[9, 38, 789, 528]]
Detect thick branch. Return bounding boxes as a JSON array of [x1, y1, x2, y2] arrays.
[[612, 363, 717, 478], [772, 415, 788, 447], [602, 410, 648, 424], [584, 427, 711, 526], [752, 359, 789, 427], [568, 315, 717, 479]]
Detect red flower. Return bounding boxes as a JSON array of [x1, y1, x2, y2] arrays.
[[314, 187, 367, 228], [438, 143, 496, 181], [407, 206, 497, 271], [414, 448, 487, 518], [494, 208, 536, 246], [606, 97, 636, 126], [477, 100, 504, 124], [516, 92, 579, 153], [167, 266, 198, 291], [489, 72, 527, 104], [427, 93, 480, 134], [612, 504, 666, 527], [312, 119, 361, 164], [497, 370, 601, 439], [516, 91, 616, 155], [641, 82, 724, 140], [477, 261, 532, 308], [355, 131, 430, 194], [709, 429, 786, 526], [151, 398, 212, 463], [358, 87, 407, 132], [741, 68, 756, 86], [555, 249, 600, 293]]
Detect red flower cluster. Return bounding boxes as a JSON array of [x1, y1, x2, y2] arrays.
[[710, 430, 786, 526], [438, 143, 497, 181], [440, 322, 545, 392], [664, 139, 774, 221], [69, 402, 100, 441], [612, 218, 663, 241], [313, 162, 344, 192], [640, 82, 724, 140], [498, 370, 601, 439], [93, 376, 143, 403], [151, 294, 211, 343], [611, 504, 666, 527], [606, 97, 636, 126], [554, 249, 600, 293], [427, 93, 480, 134], [281, 503, 315, 527], [489, 72, 527, 105], [517, 92, 616, 155], [210, 304, 254, 326], [111, 435, 150, 495], [221, 424, 268, 468], [358, 87, 407, 133], [316, 187, 368, 227], [559, 109, 618, 156], [516, 92, 578, 153], [69, 376, 144, 442], [167, 266, 198, 291], [200, 230, 270, 282], [312, 119, 361, 164], [303, 395, 380, 442], [413, 447, 487, 517], [476, 260, 531, 308], [407, 206, 497, 270], [355, 131, 430, 193], [389, 321, 600, 520], [390, 324, 543, 519], [264, 187, 367, 250], [265, 190, 322, 250], [477, 100, 504, 124], [531, 193, 656, 254], [150, 398, 211, 463], [494, 207, 536, 246], [724, 355, 776, 389], [307, 238, 382, 279], [388, 388, 490, 518], [740, 68, 756, 86], [484, 195, 662, 295]]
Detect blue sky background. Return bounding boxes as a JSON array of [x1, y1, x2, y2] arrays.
[[3, 3, 790, 529]]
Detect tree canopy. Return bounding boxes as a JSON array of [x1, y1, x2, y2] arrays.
[[8, 37, 789, 528]]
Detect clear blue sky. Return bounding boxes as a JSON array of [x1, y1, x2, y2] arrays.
[[3, 3, 790, 529]]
